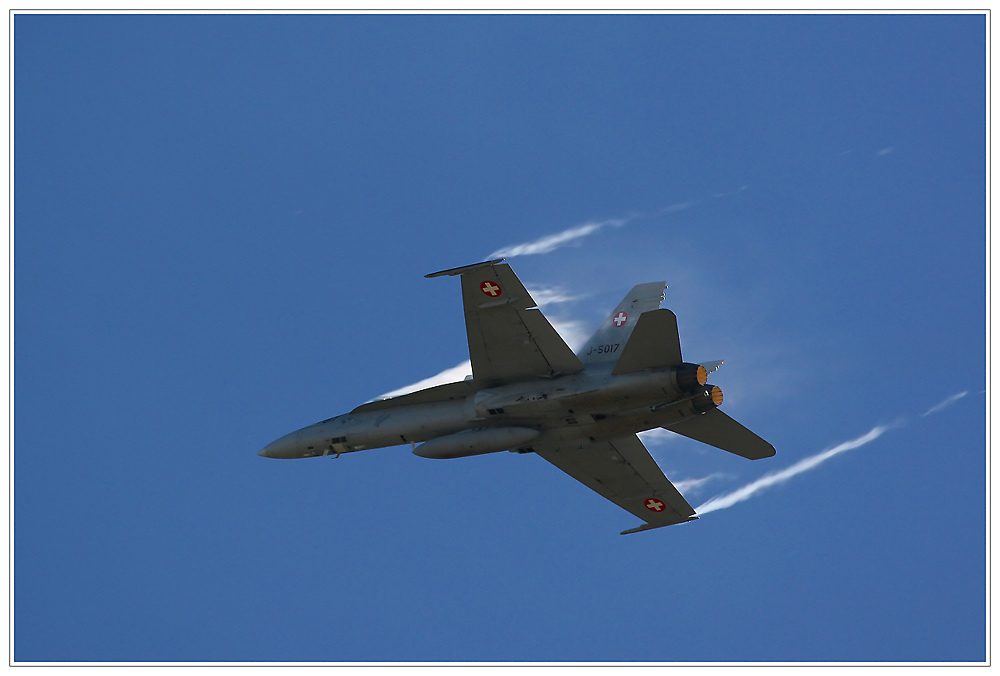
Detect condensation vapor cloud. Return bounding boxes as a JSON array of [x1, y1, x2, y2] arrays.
[[673, 473, 727, 495], [490, 191, 736, 259], [489, 217, 629, 258], [693, 389, 975, 516], [379, 360, 473, 399], [695, 424, 892, 515], [922, 390, 968, 417], [527, 285, 584, 308]]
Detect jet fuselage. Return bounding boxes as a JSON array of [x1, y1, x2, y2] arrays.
[[259, 258, 774, 534], [260, 363, 717, 460]]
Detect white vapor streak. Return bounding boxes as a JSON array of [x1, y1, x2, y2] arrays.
[[673, 473, 726, 495], [695, 424, 891, 515], [712, 185, 748, 198], [489, 217, 627, 258], [660, 201, 691, 213], [526, 285, 582, 307], [549, 318, 590, 352], [378, 360, 472, 399], [921, 391, 968, 417]]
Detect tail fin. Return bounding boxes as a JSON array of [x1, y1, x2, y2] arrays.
[[612, 308, 684, 375], [578, 282, 666, 367]]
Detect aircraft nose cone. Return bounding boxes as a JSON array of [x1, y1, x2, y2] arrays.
[[258, 432, 303, 459]]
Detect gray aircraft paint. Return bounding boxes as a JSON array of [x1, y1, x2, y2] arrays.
[[261, 260, 774, 534]]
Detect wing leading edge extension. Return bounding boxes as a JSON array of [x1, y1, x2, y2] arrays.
[[531, 434, 697, 535], [426, 259, 584, 384]]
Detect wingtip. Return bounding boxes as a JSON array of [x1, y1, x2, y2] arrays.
[[425, 258, 505, 278], [620, 515, 699, 535]]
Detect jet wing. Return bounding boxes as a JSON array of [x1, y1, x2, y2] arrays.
[[426, 259, 584, 384], [532, 433, 697, 534]]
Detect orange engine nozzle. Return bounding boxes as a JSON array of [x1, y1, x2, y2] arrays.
[[692, 385, 724, 413], [675, 363, 709, 391]]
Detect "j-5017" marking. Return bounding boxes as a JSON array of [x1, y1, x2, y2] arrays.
[[586, 343, 620, 356]]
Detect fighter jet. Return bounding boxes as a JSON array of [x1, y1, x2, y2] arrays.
[[260, 259, 775, 534]]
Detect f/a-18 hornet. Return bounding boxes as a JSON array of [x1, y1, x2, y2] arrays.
[[260, 259, 775, 534]]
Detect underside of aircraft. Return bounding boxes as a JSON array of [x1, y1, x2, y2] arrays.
[[261, 259, 775, 534]]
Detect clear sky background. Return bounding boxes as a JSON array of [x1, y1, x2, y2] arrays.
[[14, 13, 986, 663]]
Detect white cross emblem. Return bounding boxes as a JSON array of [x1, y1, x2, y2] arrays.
[[645, 498, 665, 512], [481, 281, 502, 297], [613, 311, 628, 327]]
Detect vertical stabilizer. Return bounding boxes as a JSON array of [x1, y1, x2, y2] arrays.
[[611, 308, 684, 374], [578, 282, 666, 366]]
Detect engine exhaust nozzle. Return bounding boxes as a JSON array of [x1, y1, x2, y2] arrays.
[[675, 362, 709, 391], [692, 385, 724, 414]]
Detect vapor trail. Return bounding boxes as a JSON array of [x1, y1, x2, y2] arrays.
[[378, 360, 473, 399], [489, 217, 629, 258], [695, 424, 892, 515], [526, 285, 583, 307], [921, 391, 969, 417], [673, 473, 727, 495]]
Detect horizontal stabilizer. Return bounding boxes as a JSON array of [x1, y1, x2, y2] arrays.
[[666, 409, 776, 460], [613, 308, 683, 375]]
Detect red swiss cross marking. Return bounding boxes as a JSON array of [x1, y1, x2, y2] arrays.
[[480, 281, 502, 297], [613, 311, 628, 327], [645, 498, 666, 512]]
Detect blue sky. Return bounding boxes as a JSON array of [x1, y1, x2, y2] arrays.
[[14, 13, 986, 663]]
